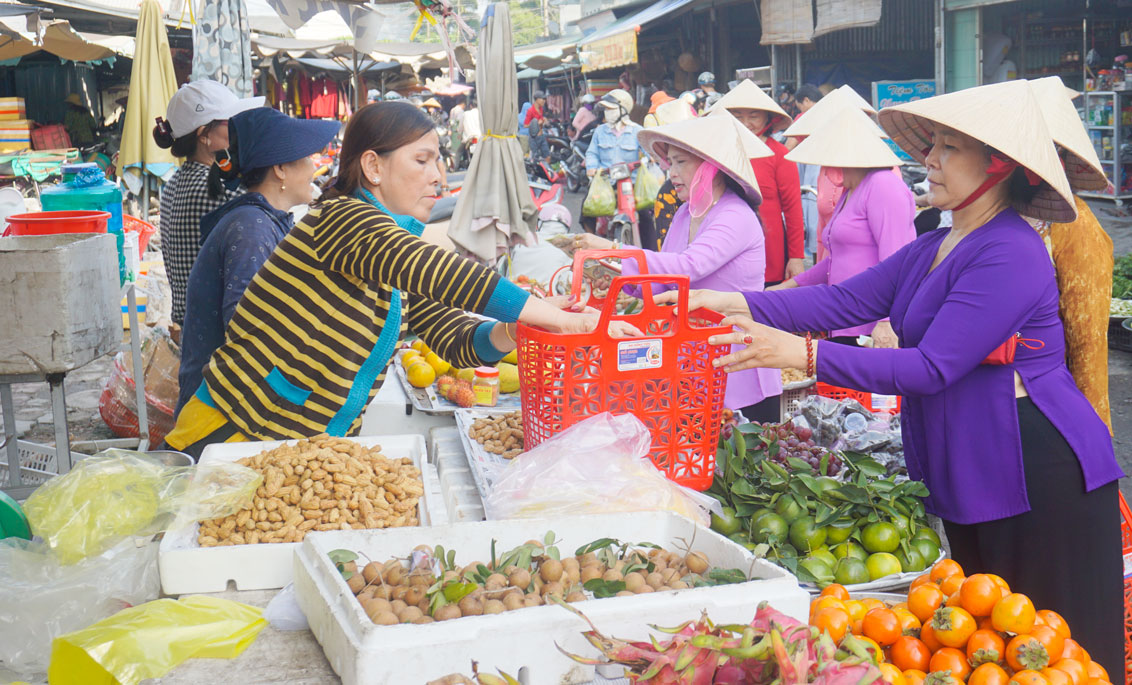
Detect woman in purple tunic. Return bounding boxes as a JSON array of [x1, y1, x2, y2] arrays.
[[574, 111, 784, 421], [661, 81, 1123, 674]]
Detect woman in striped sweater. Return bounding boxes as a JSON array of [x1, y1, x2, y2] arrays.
[[165, 102, 604, 458]]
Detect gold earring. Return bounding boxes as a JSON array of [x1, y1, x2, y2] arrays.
[[281, 183, 286, 191]]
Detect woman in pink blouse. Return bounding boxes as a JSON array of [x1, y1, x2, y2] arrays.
[[574, 111, 784, 420], [775, 108, 915, 348]]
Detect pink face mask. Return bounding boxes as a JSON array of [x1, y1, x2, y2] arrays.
[[824, 166, 844, 187], [688, 161, 719, 218]]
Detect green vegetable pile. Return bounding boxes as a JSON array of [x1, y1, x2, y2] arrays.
[[709, 422, 939, 587]]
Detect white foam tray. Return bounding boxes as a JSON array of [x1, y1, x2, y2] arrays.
[[453, 407, 521, 500], [159, 435, 434, 595], [293, 511, 809, 685]]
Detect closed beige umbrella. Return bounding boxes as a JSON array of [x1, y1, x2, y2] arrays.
[[117, 0, 177, 217], [448, 2, 535, 262]]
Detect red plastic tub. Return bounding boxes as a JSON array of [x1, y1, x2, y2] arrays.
[[3, 210, 110, 237]]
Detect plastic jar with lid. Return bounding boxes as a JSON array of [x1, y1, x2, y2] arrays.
[[473, 367, 500, 406]]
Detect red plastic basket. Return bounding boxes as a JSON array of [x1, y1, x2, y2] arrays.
[[814, 381, 901, 414], [1120, 492, 1132, 676], [122, 214, 156, 257], [516, 249, 730, 491]]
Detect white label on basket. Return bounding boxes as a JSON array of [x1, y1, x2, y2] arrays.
[[872, 394, 899, 411], [617, 339, 663, 371], [1124, 552, 1132, 579]]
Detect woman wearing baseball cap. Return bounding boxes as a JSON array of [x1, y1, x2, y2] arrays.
[[153, 80, 263, 328], [164, 101, 619, 457], [174, 108, 340, 415], [665, 80, 1122, 670]]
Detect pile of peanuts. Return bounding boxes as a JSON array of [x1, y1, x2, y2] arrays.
[[468, 411, 524, 460], [197, 434, 424, 547], [782, 368, 813, 384]]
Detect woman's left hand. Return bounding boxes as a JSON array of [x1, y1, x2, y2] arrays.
[[871, 321, 899, 349], [572, 233, 614, 252], [707, 316, 808, 372]]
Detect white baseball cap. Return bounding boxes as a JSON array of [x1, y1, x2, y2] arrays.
[[166, 80, 265, 138]]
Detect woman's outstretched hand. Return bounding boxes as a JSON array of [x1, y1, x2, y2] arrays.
[[652, 288, 750, 317], [707, 316, 809, 373]]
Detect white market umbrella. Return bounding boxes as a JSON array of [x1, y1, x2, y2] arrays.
[[448, 2, 535, 262]]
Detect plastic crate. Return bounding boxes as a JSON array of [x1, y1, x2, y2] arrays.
[[1110, 319, 1132, 353], [517, 250, 729, 491], [815, 381, 901, 414], [31, 123, 70, 151], [1120, 493, 1132, 676], [0, 440, 66, 487], [122, 214, 156, 257], [779, 383, 814, 422]]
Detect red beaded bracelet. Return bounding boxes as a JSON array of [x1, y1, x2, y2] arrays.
[[805, 332, 815, 378]]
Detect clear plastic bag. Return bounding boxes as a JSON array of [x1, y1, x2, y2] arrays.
[[484, 413, 721, 525], [0, 538, 160, 676], [792, 396, 906, 476], [23, 449, 262, 564], [582, 172, 616, 217], [634, 163, 663, 210], [48, 594, 267, 685], [263, 583, 309, 631]]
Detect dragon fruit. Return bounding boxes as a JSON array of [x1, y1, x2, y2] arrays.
[[554, 598, 883, 685]]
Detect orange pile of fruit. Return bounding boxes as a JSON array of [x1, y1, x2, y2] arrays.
[[808, 559, 1112, 685]]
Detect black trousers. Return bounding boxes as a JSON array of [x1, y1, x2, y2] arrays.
[[942, 397, 1123, 681]]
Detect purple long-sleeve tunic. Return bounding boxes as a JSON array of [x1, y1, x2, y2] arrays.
[[623, 189, 782, 410], [794, 168, 916, 338], [743, 209, 1121, 524]]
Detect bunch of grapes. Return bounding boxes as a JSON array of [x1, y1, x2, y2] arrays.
[[756, 420, 842, 477]]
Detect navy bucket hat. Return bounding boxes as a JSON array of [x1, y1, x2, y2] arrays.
[[230, 108, 340, 171]]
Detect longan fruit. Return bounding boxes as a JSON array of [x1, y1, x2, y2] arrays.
[[623, 572, 646, 593], [398, 606, 424, 623], [372, 611, 399, 625], [539, 559, 564, 583], [347, 573, 365, 594], [503, 592, 524, 611], [434, 604, 462, 621], [483, 599, 505, 614]]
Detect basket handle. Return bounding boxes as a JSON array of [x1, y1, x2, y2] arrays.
[[598, 273, 691, 334], [568, 249, 648, 304]]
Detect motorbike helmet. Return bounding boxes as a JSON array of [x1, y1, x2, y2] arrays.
[[697, 71, 716, 87], [580, 93, 595, 105], [533, 90, 547, 101], [383, 90, 403, 101], [537, 202, 572, 234], [598, 89, 633, 121], [703, 92, 723, 110]]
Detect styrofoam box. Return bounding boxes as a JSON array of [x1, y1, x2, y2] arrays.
[[293, 511, 809, 685], [159, 435, 434, 595]]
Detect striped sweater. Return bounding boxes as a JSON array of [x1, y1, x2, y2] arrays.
[[202, 196, 528, 440]]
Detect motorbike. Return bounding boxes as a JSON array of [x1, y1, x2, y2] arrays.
[[558, 129, 592, 194], [592, 160, 641, 247]]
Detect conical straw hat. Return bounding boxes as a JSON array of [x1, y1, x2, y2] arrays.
[[639, 109, 770, 204], [1029, 76, 1107, 192], [785, 106, 903, 168], [835, 84, 877, 115], [710, 79, 792, 131], [652, 99, 696, 127], [783, 87, 882, 139], [878, 80, 1075, 223]]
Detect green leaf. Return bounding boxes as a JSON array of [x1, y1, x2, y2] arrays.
[[576, 538, 619, 557], [855, 458, 887, 478], [731, 479, 761, 498], [795, 473, 824, 498], [442, 581, 478, 602], [340, 569, 354, 580], [636, 541, 662, 550], [544, 531, 556, 546], [446, 549, 457, 569], [901, 480, 930, 498], [583, 578, 626, 598], [733, 431, 746, 461], [737, 423, 762, 435], [870, 479, 896, 493], [328, 549, 358, 564], [837, 484, 869, 504], [705, 568, 748, 585], [786, 457, 814, 473], [819, 452, 831, 477], [547, 547, 561, 561]]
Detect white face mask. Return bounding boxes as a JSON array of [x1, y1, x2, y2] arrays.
[[604, 107, 620, 123]]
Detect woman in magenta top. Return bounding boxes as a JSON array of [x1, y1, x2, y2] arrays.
[[575, 111, 783, 420], [664, 82, 1122, 674], [776, 108, 915, 348]]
